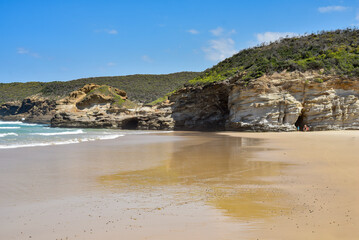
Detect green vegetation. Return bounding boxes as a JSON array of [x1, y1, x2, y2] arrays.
[[0, 72, 200, 104], [189, 28, 359, 85], [0, 82, 46, 104], [87, 85, 126, 105], [147, 90, 177, 106], [2, 29, 358, 106], [78, 85, 138, 109]]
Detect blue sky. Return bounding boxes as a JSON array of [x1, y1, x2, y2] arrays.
[[0, 0, 358, 83]]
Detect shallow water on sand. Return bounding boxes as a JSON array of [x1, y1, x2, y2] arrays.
[[6, 131, 358, 240], [0, 132, 290, 239], [99, 133, 290, 220]]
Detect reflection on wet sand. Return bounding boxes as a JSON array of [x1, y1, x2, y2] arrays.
[[99, 133, 290, 220]]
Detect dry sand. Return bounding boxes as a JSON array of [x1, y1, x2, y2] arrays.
[[0, 131, 358, 239], [221, 131, 359, 239]]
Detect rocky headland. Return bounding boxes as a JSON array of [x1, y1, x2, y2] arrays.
[[50, 84, 174, 130], [1, 71, 358, 132], [1, 29, 359, 131], [0, 96, 56, 124], [171, 71, 359, 131]]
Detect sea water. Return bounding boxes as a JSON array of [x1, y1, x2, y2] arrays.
[[0, 121, 156, 149]]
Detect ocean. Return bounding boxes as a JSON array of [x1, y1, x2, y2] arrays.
[[0, 120, 155, 149]]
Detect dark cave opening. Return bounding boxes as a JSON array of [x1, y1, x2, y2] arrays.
[[295, 115, 305, 131], [122, 118, 139, 130]]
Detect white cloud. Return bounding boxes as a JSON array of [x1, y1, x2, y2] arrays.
[[203, 38, 237, 61], [141, 55, 153, 63], [17, 48, 29, 54], [229, 29, 236, 35], [318, 6, 348, 13], [107, 62, 116, 66], [256, 32, 297, 43], [209, 27, 236, 37], [210, 27, 224, 36], [17, 47, 40, 58], [106, 29, 118, 35], [95, 29, 118, 35], [188, 29, 199, 35]]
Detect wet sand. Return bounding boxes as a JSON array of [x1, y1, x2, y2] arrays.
[[0, 131, 358, 239]]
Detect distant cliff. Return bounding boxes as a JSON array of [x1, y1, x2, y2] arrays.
[[0, 96, 56, 124], [51, 84, 173, 130]]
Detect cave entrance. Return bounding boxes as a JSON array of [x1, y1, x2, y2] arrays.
[[122, 118, 139, 130], [295, 115, 305, 131]]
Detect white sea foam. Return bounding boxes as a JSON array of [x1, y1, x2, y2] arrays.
[[0, 121, 23, 125], [0, 127, 21, 129], [0, 134, 124, 149], [31, 129, 84, 136], [94, 134, 124, 140], [0, 121, 38, 126], [0, 133, 18, 137]]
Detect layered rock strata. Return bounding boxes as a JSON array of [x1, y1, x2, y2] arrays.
[[51, 84, 174, 130], [169, 81, 230, 130], [170, 71, 359, 131], [228, 71, 359, 131], [1, 72, 358, 132]]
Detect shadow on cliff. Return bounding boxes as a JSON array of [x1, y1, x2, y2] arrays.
[[169, 82, 230, 131]]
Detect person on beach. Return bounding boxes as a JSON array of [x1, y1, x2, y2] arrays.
[[303, 125, 309, 132]]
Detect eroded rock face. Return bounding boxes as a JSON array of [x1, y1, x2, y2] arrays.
[[169, 81, 230, 130], [227, 71, 359, 131], [169, 71, 359, 131], [51, 103, 174, 130], [0, 102, 21, 116], [51, 84, 174, 130], [0, 97, 57, 124], [2, 73, 358, 132]]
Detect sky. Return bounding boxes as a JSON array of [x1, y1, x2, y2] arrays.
[[0, 0, 358, 83]]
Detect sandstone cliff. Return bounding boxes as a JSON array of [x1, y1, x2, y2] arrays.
[[170, 71, 359, 131], [169, 82, 230, 130], [228, 71, 359, 131], [1, 73, 358, 132], [51, 84, 174, 130]]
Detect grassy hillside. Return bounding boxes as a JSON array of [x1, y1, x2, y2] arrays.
[[190, 28, 359, 85], [76, 85, 138, 109], [0, 72, 200, 104], [0, 82, 46, 104]]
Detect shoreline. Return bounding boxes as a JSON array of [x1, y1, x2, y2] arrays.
[[0, 131, 358, 239]]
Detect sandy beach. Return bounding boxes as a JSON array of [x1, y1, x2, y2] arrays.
[[0, 131, 358, 239]]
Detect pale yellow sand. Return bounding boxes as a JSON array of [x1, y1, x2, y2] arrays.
[[0, 131, 358, 239], [221, 131, 359, 240]]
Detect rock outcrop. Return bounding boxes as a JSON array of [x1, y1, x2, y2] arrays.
[[170, 71, 359, 131], [2, 72, 358, 132], [0, 102, 21, 116], [0, 96, 57, 124], [169, 81, 230, 130], [227, 71, 359, 131], [51, 84, 174, 130]]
